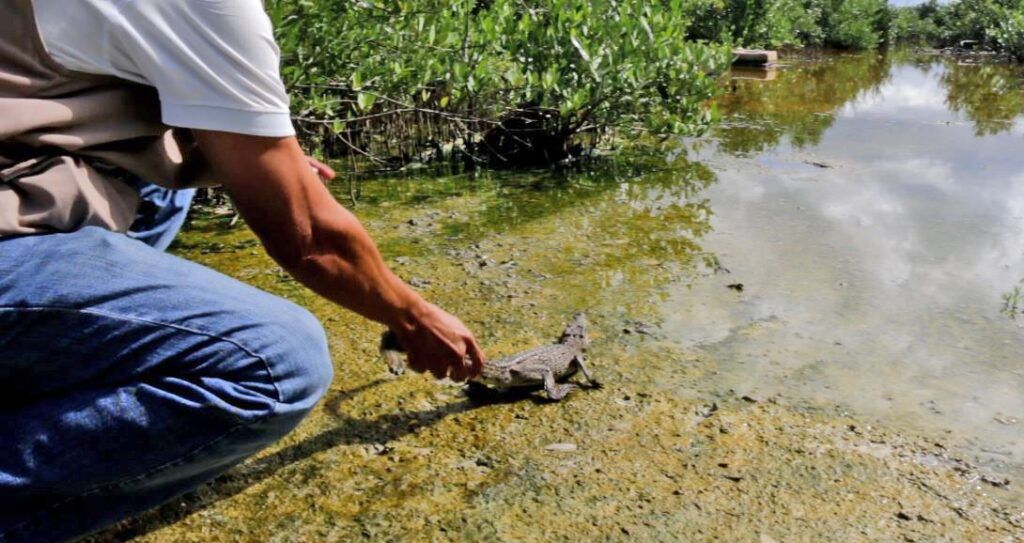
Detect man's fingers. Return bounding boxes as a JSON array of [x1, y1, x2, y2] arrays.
[[444, 341, 469, 382], [402, 329, 483, 383], [306, 156, 336, 181], [465, 339, 486, 378], [448, 358, 469, 382], [428, 360, 448, 380], [406, 353, 433, 376]]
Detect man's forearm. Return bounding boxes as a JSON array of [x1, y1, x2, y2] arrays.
[[191, 132, 423, 329], [283, 204, 428, 330], [191, 131, 484, 381]]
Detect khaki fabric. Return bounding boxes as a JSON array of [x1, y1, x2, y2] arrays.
[[0, 0, 213, 236]]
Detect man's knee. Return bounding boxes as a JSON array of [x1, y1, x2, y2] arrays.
[[255, 301, 334, 413]]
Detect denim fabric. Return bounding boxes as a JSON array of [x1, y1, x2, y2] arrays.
[[127, 183, 197, 251], [0, 227, 334, 543]]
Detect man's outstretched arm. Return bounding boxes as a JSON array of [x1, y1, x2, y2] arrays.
[[193, 130, 485, 382]]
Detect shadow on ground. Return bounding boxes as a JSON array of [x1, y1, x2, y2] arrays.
[[87, 379, 478, 542]]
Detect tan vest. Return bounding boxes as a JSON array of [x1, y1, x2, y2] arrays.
[[0, 0, 212, 237]]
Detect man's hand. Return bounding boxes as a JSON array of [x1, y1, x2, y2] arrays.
[[392, 302, 485, 382], [192, 131, 485, 381]]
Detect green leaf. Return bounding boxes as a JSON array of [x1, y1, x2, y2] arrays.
[[356, 92, 376, 112]]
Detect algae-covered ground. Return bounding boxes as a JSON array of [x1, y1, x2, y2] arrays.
[[88, 159, 1023, 542]]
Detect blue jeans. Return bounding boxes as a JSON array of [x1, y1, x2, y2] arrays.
[[127, 184, 197, 251], [0, 189, 333, 542]]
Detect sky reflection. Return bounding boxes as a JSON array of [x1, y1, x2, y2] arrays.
[[667, 55, 1024, 490]]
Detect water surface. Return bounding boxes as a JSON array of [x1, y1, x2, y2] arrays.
[[669, 52, 1024, 492]]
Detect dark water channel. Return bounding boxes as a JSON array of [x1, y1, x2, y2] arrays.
[[671, 52, 1024, 491]]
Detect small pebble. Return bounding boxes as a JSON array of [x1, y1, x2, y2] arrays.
[[545, 443, 578, 452]]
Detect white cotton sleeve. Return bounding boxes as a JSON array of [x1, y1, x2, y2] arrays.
[[32, 0, 295, 137]]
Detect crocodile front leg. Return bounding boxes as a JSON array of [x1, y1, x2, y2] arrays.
[[572, 355, 603, 389]]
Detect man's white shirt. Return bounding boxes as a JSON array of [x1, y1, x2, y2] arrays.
[[32, 0, 295, 137]]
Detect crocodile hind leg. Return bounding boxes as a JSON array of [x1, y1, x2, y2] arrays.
[[520, 367, 577, 401], [572, 355, 603, 389]]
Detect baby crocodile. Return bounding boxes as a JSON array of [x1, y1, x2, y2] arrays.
[[380, 313, 601, 401]]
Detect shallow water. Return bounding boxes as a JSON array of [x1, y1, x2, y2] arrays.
[[670, 52, 1024, 487]]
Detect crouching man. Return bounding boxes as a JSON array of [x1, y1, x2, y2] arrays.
[[0, 1, 485, 541]]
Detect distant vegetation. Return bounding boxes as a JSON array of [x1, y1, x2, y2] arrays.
[[686, 0, 892, 50], [688, 0, 1024, 57], [889, 0, 1024, 60]]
